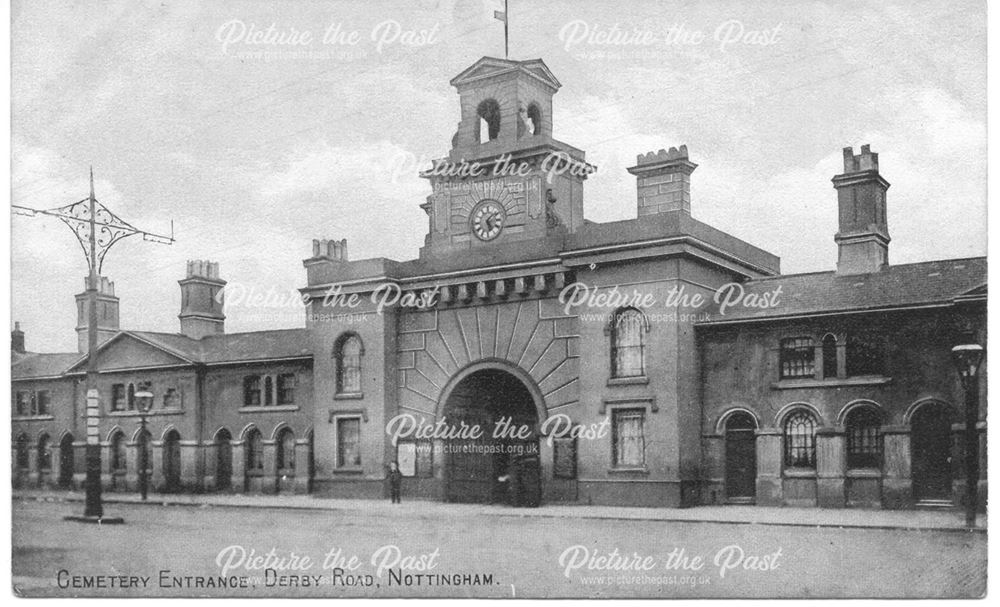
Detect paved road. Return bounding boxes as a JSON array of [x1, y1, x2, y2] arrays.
[[12, 500, 986, 598]]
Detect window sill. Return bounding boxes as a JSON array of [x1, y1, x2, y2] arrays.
[[106, 409, 185, 417], [846, 468, 882, 478], [334, 393, 364, 400], [607, 376, 648, 387], [783, 468, 817, 478], [607, 467, 649, 475], [771, 376, 892, 390], [12, 415, 54, 422], [238, 405, 300, 413]]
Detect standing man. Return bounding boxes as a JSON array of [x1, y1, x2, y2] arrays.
[[387, 461, 403, 504]]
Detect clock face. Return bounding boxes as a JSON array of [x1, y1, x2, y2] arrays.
[[471, 199, 505, 241]]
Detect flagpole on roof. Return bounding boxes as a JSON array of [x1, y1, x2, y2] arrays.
[[494, 0, 509, 59]]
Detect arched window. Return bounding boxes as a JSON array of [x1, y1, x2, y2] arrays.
[[37, 434, 52, 471], [110, 431, 127, 472], [610, 308, 646, 378], [526, 103, 541, 136], [246, 429, 264, 471], [477, 98, 501, 142], [845, 407, 883, 469], [822, 334, 838, 379], [15, 433, 29, 469], [783, 410, 817, 468], [276, 428, 296, 472], [335, 334, 364, 395], [780, 337, 815, 379], [127, 383, 136, 411]]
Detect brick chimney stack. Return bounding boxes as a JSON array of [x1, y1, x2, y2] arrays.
[[832, 144, 891, 275], [74, 275, 120, 353], [11, 321, 25, 354], [627, 145, 697, 216], [178, 260, 226, 339]]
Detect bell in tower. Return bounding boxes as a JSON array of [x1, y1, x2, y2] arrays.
[[419, 57, 595, 258]]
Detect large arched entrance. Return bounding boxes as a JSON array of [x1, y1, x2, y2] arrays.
[[441, 366, 542, 506], [911, 402, 955, 503]]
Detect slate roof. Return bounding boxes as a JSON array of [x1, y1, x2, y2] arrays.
[[127, 328, 313, 364], [697, 256, 987, 325], [12, 328, 312, 379], [10, 352, 83, 380]]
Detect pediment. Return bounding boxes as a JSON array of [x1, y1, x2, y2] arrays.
[[450, 57, 561, 91], [66, 332, 195, 373]]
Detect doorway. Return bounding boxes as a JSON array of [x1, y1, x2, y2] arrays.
[[58, 434, 75, 489], [911, 403, 954, 503], [724, 412, 757, 502], [442, 367, 541, 506], [162, 430, 182, 493], [215, 428, 233, 491]]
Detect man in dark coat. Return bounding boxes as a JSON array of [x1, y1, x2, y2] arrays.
[[387, 461, 403, 504]]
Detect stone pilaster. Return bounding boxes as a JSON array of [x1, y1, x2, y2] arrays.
[[816, 428, 845, 508], [230, 442, 246, 493], [755, 430, 782, 506], [701, 434, 725, 504], [261, 440, 278, 495], [881, 426, 911, 509], [202, 441, 218, 490], [150, 440, 165, 493], [293, 440, 312, 494]]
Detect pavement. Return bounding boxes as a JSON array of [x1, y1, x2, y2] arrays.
[[13, 489, 986, 532]]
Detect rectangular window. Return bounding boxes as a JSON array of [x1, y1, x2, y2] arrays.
[[14, 391, 31, 416], [277, 374, 296, 405], [243, 376, 261, 407], [612, 409, 645, 468], [336, 417, 362, 468], [35, 391, 50, 416], [611, 310, 645, 378], [111, 384, 126, 411], [162, 388, 180, 408], [553, 437, 577, 479], [846, 334, 887, 377], [780, 337, 815, 379]]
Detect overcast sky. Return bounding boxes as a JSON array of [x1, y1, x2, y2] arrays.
[[10, 0, 986, 353]]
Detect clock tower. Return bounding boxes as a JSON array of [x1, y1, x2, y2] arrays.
[[419, 57, 594, 258]]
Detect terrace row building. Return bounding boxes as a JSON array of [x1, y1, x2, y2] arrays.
[[11, 57, 986, 510]]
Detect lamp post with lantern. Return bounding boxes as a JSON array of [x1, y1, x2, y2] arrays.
[[135, 390, 155, 501], [950, 343, 984, 528]]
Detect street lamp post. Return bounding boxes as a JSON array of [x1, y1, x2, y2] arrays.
[[950, 343, 984, 528], [13, 169, 173, 523], [135, 391, 154, 501]]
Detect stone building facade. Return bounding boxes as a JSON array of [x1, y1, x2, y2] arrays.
[[11, 57, 987, 510]]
